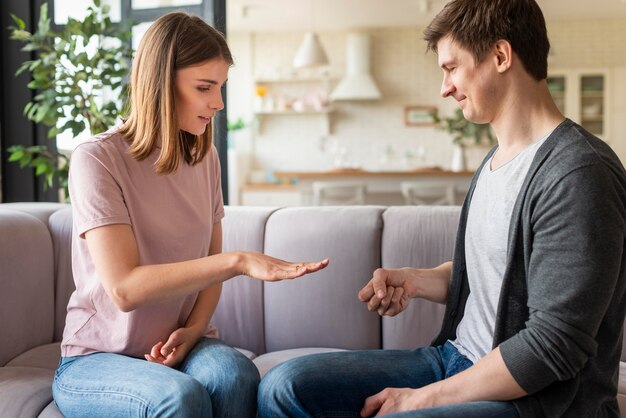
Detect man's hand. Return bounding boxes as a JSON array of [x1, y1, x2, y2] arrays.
[[144, 327, 201, 367], [360, 386, 439, 417], [358, 268, 418, 316]]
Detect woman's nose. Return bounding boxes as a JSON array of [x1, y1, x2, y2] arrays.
[[211, 93, 224, 111]]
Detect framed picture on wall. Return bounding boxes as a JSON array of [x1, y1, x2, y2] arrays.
[[404, 105, 438, 127]]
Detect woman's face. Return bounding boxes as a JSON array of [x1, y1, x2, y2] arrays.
[[174, 58, 230, 135]]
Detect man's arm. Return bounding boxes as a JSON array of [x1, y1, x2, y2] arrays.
[[361, 347, 526, 416]]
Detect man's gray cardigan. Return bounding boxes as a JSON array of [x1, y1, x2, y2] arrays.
[[433, 119, 626, 417]]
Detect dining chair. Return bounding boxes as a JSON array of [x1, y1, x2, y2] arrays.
[[312, 181, 367, 205], [400, 181, 456, 206]]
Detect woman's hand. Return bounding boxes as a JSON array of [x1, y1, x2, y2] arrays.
[[144, 327, 201, 367], [239, 252, 329, 282]]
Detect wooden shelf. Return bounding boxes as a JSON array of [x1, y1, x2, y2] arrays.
[[254, 107, 335, 116], [255, 77, 335, 84], [253, 106, 336, 135]]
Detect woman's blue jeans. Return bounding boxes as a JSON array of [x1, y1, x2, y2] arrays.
[[53, 338, 259, 418], [258, 341, 519, 418]]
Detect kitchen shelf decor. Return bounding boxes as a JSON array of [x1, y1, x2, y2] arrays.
[[252, 76, 335, 135]]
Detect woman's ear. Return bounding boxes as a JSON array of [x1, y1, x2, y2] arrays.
[[493, 39, 513, 73]]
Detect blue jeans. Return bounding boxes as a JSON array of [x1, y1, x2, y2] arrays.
[[258, 341, 519, 418], [53, 338, 259, 418]]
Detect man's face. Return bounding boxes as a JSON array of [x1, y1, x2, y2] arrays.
[[174, 58, 230, 136], [437, 35, 498, 125]]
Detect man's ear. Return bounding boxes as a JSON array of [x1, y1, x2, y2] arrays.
[[493, 39, 513, 73]]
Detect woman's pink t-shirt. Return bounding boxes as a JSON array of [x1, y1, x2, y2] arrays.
[[61, 130, 224, 358]]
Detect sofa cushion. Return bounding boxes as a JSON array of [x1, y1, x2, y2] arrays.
[[39, 401, 64, 418], [381, 206, 461, 349], [0, 367, 54, 417], [212, 206, 277, 356], [263, 206, 385, 352], [253, 347, 346, 378], [0, 202, 67, 226], [6, 343, 60, 370], [0, 210, 55, 366]]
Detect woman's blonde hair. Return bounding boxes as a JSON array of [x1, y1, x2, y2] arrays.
[[119, 12, 233, 174]]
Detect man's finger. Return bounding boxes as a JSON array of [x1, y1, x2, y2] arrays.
[[358, 282, 375, 302], [367, 294, 382, 311], [361, 391, 384, 417], [391, 287, 404, 304], [377, 286, 394, 316], [372, 274, 388, 299]]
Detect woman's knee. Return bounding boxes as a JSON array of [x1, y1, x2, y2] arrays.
[[154, 375, 212, 417], [224, 351, 260, 391]]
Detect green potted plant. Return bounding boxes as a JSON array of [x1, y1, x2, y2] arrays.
[[7, 0, 133, 200], [434, 108, 496, 172]]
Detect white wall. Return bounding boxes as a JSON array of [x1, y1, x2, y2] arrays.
[[227, 18, 626, 186]]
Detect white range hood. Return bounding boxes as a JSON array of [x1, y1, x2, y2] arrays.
[[330, 33, 382, 101]]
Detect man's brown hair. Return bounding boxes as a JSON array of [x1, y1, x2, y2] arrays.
[[424, 0, 550, 81]]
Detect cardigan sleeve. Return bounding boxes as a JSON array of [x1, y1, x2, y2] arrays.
[[499, 161, 625, 394]]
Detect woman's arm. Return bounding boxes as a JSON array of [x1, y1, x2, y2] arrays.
[[144, 222, 225, 366], [85, 222, 328, 312], [184, 221, 224, 337]]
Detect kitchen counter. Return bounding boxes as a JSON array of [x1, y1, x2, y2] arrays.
[[274, 168, 475, 183], [272, 168, 475, 205]]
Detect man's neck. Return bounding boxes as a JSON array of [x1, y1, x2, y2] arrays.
[[490, 80, 565, 170]]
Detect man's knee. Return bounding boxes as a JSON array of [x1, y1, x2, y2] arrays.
[[259, 358, 303, 401]]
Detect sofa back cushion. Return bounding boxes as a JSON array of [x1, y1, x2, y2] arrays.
[[262, 206, 385, 352], [212, 206, 277, 355], [381, 206, 461, 349], [48, 207, 75, 341], [0, 210, 55, 366]]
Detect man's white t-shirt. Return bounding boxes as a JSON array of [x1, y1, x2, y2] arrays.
[[452, 133, 551, 363]]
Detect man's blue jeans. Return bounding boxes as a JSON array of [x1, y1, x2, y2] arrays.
[[258, 341, 519, 418], [52, 338, 259, 418]]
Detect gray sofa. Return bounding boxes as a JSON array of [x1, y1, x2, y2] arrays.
[[1, 202, 625, 417]]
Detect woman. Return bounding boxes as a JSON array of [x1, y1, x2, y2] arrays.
[[52, 12, 328, 418]]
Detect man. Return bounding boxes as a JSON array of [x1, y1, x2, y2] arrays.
[[258, 0, 626, 416]]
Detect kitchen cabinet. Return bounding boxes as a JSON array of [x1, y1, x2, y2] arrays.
[[253, 77, 336, 135], [547, 69, 610, 141]]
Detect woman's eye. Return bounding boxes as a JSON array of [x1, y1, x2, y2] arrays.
[[197, 87, 210, 92]]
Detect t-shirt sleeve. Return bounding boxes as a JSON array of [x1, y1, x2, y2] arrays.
[[69, 144, 131, 238], [210, 146, 225, 223]]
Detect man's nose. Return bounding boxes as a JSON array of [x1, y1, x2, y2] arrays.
[[440, 74, 455, 98]]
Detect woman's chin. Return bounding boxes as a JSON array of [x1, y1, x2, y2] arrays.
[[181, 126, 206, 136]]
